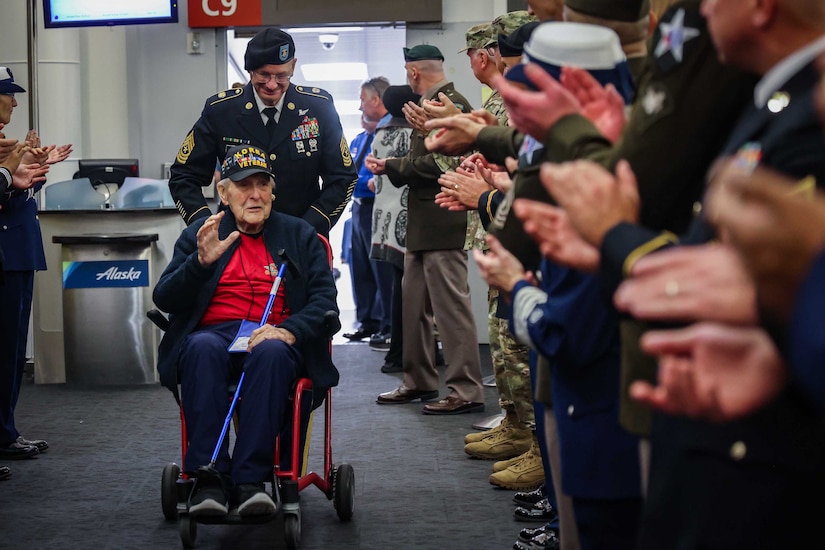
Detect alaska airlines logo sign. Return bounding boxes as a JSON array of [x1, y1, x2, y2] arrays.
[[63, 260, 150, 289]]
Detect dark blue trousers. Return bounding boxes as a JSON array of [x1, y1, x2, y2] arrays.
[[529, 350, 560, 530], [351, 198, 393, 333], [179, 321, 300, 485], [572, 495, 641, 550], [0, 271, 34, 446]]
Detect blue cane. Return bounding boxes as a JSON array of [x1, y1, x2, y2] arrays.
[[206, 262, 288, 467]]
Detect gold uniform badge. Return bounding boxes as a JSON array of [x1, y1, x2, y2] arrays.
[[340, 136, 352, 167], [176, 131, 195, 164]]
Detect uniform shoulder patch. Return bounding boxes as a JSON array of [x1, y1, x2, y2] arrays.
[[340, 136, 352, 167], [176, 131, 195, 164], [296, 86, 331, 100], [209, 87, 244, 106], [652, 6, 703, 74]]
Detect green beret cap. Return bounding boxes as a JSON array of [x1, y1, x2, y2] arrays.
[[403, 45, 445, 62], [564, 0, 650, 22], [459, 23, 494, 52], [491, 11, 538, 38]]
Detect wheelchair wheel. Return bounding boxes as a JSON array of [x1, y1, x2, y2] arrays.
[[180, 515, 197, 548], [332, 463, 355, 521], [162, 463, 181, 520], [284, 512, 301, 549]]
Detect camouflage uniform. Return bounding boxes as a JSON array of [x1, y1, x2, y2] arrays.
[[491, 10, 538, 38], [463, 21, 535, 431]]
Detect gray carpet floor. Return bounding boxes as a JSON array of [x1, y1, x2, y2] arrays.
[[2, 344, 531, 550]]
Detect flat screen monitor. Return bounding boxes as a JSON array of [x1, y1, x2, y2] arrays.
[[76, 159, 140, 188], [43, 0, 178, 29]]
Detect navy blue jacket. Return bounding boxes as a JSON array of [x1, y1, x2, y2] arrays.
[[790, 249, 825, 417], [153, 210, 339, 404], [512, 261, 641, 500], [0, 181, 46, 272], [168, 83, 356, 235]]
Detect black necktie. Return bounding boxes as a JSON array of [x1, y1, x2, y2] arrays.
[[263, 107, 278, 137]]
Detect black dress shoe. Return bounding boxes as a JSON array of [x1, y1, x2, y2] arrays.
[[17, 436, 48, 453], [421, 395, 484, 415], [380, 361, 403, 374], [376, 385, 439, 404], [0, 441, 39, 460], [343, 327, 373, 341], [514, 498, 557, 522], [0, 465, 10, 480], [514, 483, 545, 507]]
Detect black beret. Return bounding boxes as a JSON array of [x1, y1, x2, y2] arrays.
[[244, 28, 295, 71], [403, 45, 445, 62], [498, 21, 540, 58], [382, 85, 421, 118], [564, 0, 650, 22]]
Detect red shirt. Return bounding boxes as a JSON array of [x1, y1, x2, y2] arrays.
[[199, 233, 289, 327]]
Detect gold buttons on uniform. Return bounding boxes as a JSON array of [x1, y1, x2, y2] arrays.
[[269, 154, 277, 161], [287, 102, 295, 110], [692, 201, 702, 215], [218, 91, 226, 98], [312, 87, 320, 93], [730, 441, 747, 461], [245, 102, 253, 110]]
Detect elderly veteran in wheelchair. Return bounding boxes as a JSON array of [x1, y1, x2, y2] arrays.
[[153, 144, 339, 518]]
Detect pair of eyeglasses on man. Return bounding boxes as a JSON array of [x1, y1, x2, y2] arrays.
[[252, 71, 291, 84]]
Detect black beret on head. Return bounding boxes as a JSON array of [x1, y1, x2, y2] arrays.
[[245, 28, 296, 71], [498, 21, 540, 58], [382, 85, 421, 118]]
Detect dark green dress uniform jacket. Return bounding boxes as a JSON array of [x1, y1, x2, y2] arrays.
[[543, 1, 757, 436], [605, 59, 825, 550], [169, 82, 356, 236], [383, 81, 473, 252]]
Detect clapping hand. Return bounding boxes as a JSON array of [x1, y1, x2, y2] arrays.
[[513, 198, 600, 272]]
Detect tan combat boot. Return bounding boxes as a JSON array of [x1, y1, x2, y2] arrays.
[[488, 434, 544, 490], [464, 410, 516, 444], [464, 424, 532, 460], [492, 450, 526, 473]]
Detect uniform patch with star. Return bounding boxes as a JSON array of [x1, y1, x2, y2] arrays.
[[653, 7, 702, 74], [176, 131, 195, 164]]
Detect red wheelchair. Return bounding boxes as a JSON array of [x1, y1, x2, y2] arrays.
[[150, 235, 353, 549]]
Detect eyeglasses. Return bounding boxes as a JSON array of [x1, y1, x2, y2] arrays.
[[252, 70, 291, 84]]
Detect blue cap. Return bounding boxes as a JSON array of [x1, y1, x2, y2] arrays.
[[0, 67, 25, 94]]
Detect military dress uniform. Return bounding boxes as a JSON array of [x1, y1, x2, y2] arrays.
[[380, 45, 485, 408], [169, 82, 356, 236], [599, 45, 825, 549], [538, 1, 758, 437], [0, 183, 46, 449]]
